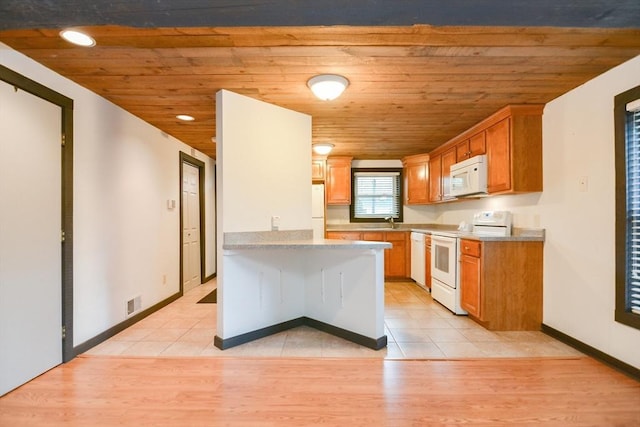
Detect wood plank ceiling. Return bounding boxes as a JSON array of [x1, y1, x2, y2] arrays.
[[1, 8, 640, 159]]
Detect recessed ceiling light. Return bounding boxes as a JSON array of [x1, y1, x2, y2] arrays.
[[59, 29, 96, 47], [176, 114, 195, 121]]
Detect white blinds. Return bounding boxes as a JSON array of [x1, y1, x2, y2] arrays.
[[353, 171, 401, 219], [626, 106, 640, 315]]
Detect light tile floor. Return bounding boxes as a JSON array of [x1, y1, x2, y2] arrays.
[[85, 278, 583, 359]]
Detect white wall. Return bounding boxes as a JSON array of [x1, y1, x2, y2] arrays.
[[217, 90, 311, 233], [0, 44, 216, 347]]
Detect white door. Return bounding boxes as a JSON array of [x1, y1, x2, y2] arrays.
[[182, 163, 201, 293], [0, 81, 62, 396]]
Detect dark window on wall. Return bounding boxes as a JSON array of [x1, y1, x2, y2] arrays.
[[350, 168, 403, 223], [615, 84, 640, 330]]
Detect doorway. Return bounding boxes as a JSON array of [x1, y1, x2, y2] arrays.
[[179, 153, 206, 294], [0, 66, 73, 396]]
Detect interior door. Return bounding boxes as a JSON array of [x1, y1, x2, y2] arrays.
[[182, 163, 201, 293], [0, 80, 62, 396]]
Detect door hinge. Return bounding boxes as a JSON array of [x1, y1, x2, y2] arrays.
[[62, 326, 66, 339], [61, 134, 66, 147], [61, 230, 66, 242]]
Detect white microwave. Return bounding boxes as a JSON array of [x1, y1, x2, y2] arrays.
[[450, 155, 488, 197]]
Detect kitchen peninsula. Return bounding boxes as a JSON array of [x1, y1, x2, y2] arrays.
[[214, 230, 391, 350]]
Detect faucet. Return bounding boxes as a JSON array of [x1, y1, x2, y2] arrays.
[[385, 216, 395, 229]]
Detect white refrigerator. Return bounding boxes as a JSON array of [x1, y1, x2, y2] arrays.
[[311, 184, 325, 240]]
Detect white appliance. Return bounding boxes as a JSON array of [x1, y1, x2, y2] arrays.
[[431, 232, 467, 315], [311, 184, 325, 240], [410, 232, 426, 288], [472, 211, 512, 236], [450, 154, 488, 197]]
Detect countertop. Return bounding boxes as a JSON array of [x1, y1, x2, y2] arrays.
[[326, 223, 545, 242], [222, 229, 391, 250]]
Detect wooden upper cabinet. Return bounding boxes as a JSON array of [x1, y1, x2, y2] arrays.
[[311, 158, 326, 182], [456, 140, 470, 162], [456, 129, 486, 162], [404, 104, 542, 204], [485, 106, 543, 194], [326, 157, 352, 205], [402, 153, 429, 205], [486, 118, 511, 193], [469, 131, 487, 157], [428, 154, 442, 203], [441, 147, 457, 200]]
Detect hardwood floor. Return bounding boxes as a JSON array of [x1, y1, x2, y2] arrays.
[[1, 356, 638, 426]]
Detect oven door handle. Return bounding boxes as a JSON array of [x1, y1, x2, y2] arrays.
[[431, 235, 455, 244]]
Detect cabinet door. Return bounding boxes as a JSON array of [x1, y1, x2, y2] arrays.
[[405, 160, 428, 204], [469, 131, 486, 157], [326, 158, 352, 204], [441, 147, 457, 200], [460, 253, 481, 318], [384, 232, 407, 278], [428, 154, 442, 202], [361, 232, 384, 241], [456, 140, 470, 162], [486, 118, 511, 193], [311, 159, 325, 182]]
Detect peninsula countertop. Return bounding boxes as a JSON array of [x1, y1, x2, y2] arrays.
[[222, 229, 392, 250]]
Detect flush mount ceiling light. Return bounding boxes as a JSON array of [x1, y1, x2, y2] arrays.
[[312, 143, 335, 155], [176, 114, 195, 121], [59, 29, 96, 47], [307, 74, 349, 101]]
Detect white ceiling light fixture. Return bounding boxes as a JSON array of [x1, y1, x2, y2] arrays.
[[312, 143, 335, 155], [307, 74, 349, 101], [176, 114, 195, 121], [59, 29, 96, 47]]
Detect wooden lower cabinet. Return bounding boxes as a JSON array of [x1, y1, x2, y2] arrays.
[[384, 232, 409, 279], [327, 230, 409, 279], [459, 238, 543, 331]]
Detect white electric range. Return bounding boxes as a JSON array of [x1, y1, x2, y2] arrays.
[[430, 211, 512, 315]]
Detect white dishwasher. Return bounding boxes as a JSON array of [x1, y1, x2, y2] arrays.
[[410, 232, 426, 288]]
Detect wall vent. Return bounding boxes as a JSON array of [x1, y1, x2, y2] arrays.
[[126, 295, 142, 316]]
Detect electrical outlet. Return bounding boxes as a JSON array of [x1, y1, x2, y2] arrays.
[[271, 215, 280, 231]]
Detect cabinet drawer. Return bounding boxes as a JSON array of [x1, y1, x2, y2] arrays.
[[326, 231, 362, 240], [460, 239, 481, 257]]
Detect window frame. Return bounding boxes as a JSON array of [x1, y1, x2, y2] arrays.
[[614, 84, 640, 330], [349, 167, 403, 223]]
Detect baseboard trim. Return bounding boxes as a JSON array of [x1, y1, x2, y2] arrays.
[[73, 291, 182, 357], [202, 272, 216, 283], [214, 317, 387, 351], [214, 318, 305, 350], [303, 317, 387, 350], [541, 323, 639, 381]]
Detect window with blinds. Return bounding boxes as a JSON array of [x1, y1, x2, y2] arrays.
[[615, 85, 640, 330], [350, 169, 403, 222]]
